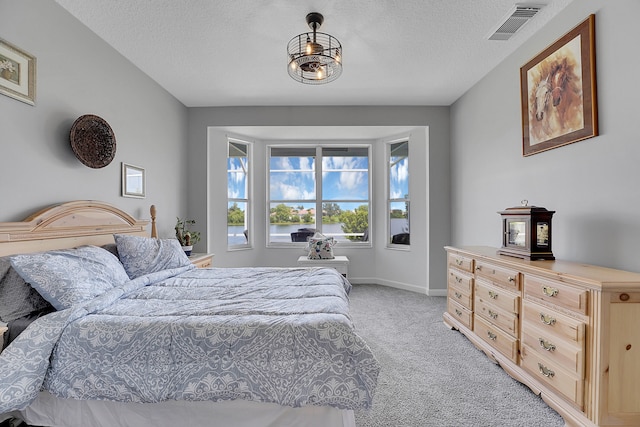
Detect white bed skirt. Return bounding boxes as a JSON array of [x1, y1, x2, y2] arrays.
[[17, 392, 356, 427]]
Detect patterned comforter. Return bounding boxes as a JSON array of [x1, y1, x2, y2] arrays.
[[0, 266, 379, 413]]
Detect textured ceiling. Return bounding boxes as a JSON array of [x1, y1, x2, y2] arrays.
[[54, 0, 574, 107]]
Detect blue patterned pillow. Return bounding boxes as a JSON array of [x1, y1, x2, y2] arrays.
[[114, 234, 192, 279], [10, 246, 129, 310]]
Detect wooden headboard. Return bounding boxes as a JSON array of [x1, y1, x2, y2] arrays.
[[0, 200, 154, 257]]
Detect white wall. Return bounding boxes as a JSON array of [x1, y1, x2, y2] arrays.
[[0, 0, 188, 237], [187, 107, 450, 295], [451, 0, 640, 272]]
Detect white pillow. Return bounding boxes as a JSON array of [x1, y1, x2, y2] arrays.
[[114, 234, 192, 279], [10, 246, 129, 310], [306, 232, 336, 259]]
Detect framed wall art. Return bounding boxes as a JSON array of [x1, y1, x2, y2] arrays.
[[121, 163, 146, 198], [520, 14, 597, 156], [0, 38, 36, 105]]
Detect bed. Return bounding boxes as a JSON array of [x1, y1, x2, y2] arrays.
[[0, 201, 379, 427]]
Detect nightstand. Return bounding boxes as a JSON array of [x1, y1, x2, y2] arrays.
[[297, 255, 349, 277], [189, 253, 214, 268]]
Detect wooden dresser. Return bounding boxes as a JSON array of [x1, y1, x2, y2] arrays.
[[444, 246, 640, 427]]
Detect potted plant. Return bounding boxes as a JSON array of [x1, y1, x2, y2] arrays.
[[175, 217, 201, 256]]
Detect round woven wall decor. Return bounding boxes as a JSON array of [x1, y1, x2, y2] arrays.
[[69, 114, 116, 168]]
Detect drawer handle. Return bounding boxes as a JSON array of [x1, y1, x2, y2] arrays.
[[475, 266, 481, 271], [542, 286, 559, 297], [538, 363, 555, 378], [538, 338, 556, 352], [455, 259, 464, 266], [508, 276, 516, 283], [488, 291, 499, 299], [487, 331, 497, 341], [454, 292, 462, 299], [539, 313, 556, 326], [455, 309, 462, 317], [488, 310, 498, 320], [455, 276, 463, 283]]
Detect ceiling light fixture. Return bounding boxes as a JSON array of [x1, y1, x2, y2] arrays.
[[287, 12, 342, 84]]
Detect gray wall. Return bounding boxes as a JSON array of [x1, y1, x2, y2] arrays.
[[1, 0, 188, 238], [187, 107, 451, 294], [7, 0, 628, 295], [2, 1, 451, 295], [451, 0, 640, 272]]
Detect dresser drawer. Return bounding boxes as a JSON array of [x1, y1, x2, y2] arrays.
[[474, 260, 520, 291], [449, 286, 472, 311], [474, 315, 518, 363], [475, 279, 520, 314], [448, 299, 473, 330], [188, 253, 214, 268], [521, 344, 584, 408], [475, 295, 518, 336], [521, 322, 584, 377], [524, 276, 588, 315], [448, 253, 473, 273], [522, 299, 585, 345], [448, 269, 473, 295]]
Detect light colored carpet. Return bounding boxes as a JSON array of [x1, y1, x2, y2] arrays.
[[350, 284, 564, 427]]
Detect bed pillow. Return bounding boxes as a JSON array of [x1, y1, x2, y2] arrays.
[[0, 257, 52, 323], [10, 246, 130, 310], [114, 234, 192, 279], [101, 243, 119, 259]]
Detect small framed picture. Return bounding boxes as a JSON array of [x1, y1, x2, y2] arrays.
[[121, 163, 145, 198], [0, 38, 36, 105]]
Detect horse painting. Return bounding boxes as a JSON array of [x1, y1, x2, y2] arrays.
[[527, 37, 584, 145], [522, 15, 596, 156]]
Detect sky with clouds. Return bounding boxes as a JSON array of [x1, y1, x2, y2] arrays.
[[229, 150, 409, 213]]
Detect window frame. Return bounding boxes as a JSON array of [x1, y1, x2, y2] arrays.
[[227, 138, 252, 251], [387, 138, 410, 249], [267, 143, 372, 248]]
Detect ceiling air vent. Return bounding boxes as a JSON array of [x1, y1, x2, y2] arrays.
[[488, 4, 544, 41]]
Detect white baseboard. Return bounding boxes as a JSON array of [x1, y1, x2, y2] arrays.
[[348, 276, 447, 297]]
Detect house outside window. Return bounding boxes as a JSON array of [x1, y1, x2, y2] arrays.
[[268, 145, 370, 246], [227, 139, 251, 249], [388, 140, 410, 247]]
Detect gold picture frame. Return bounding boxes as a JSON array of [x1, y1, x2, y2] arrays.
[[121, 163, 146, 199], [0, 38, 36, 105], [520, 15, 597, 156]]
